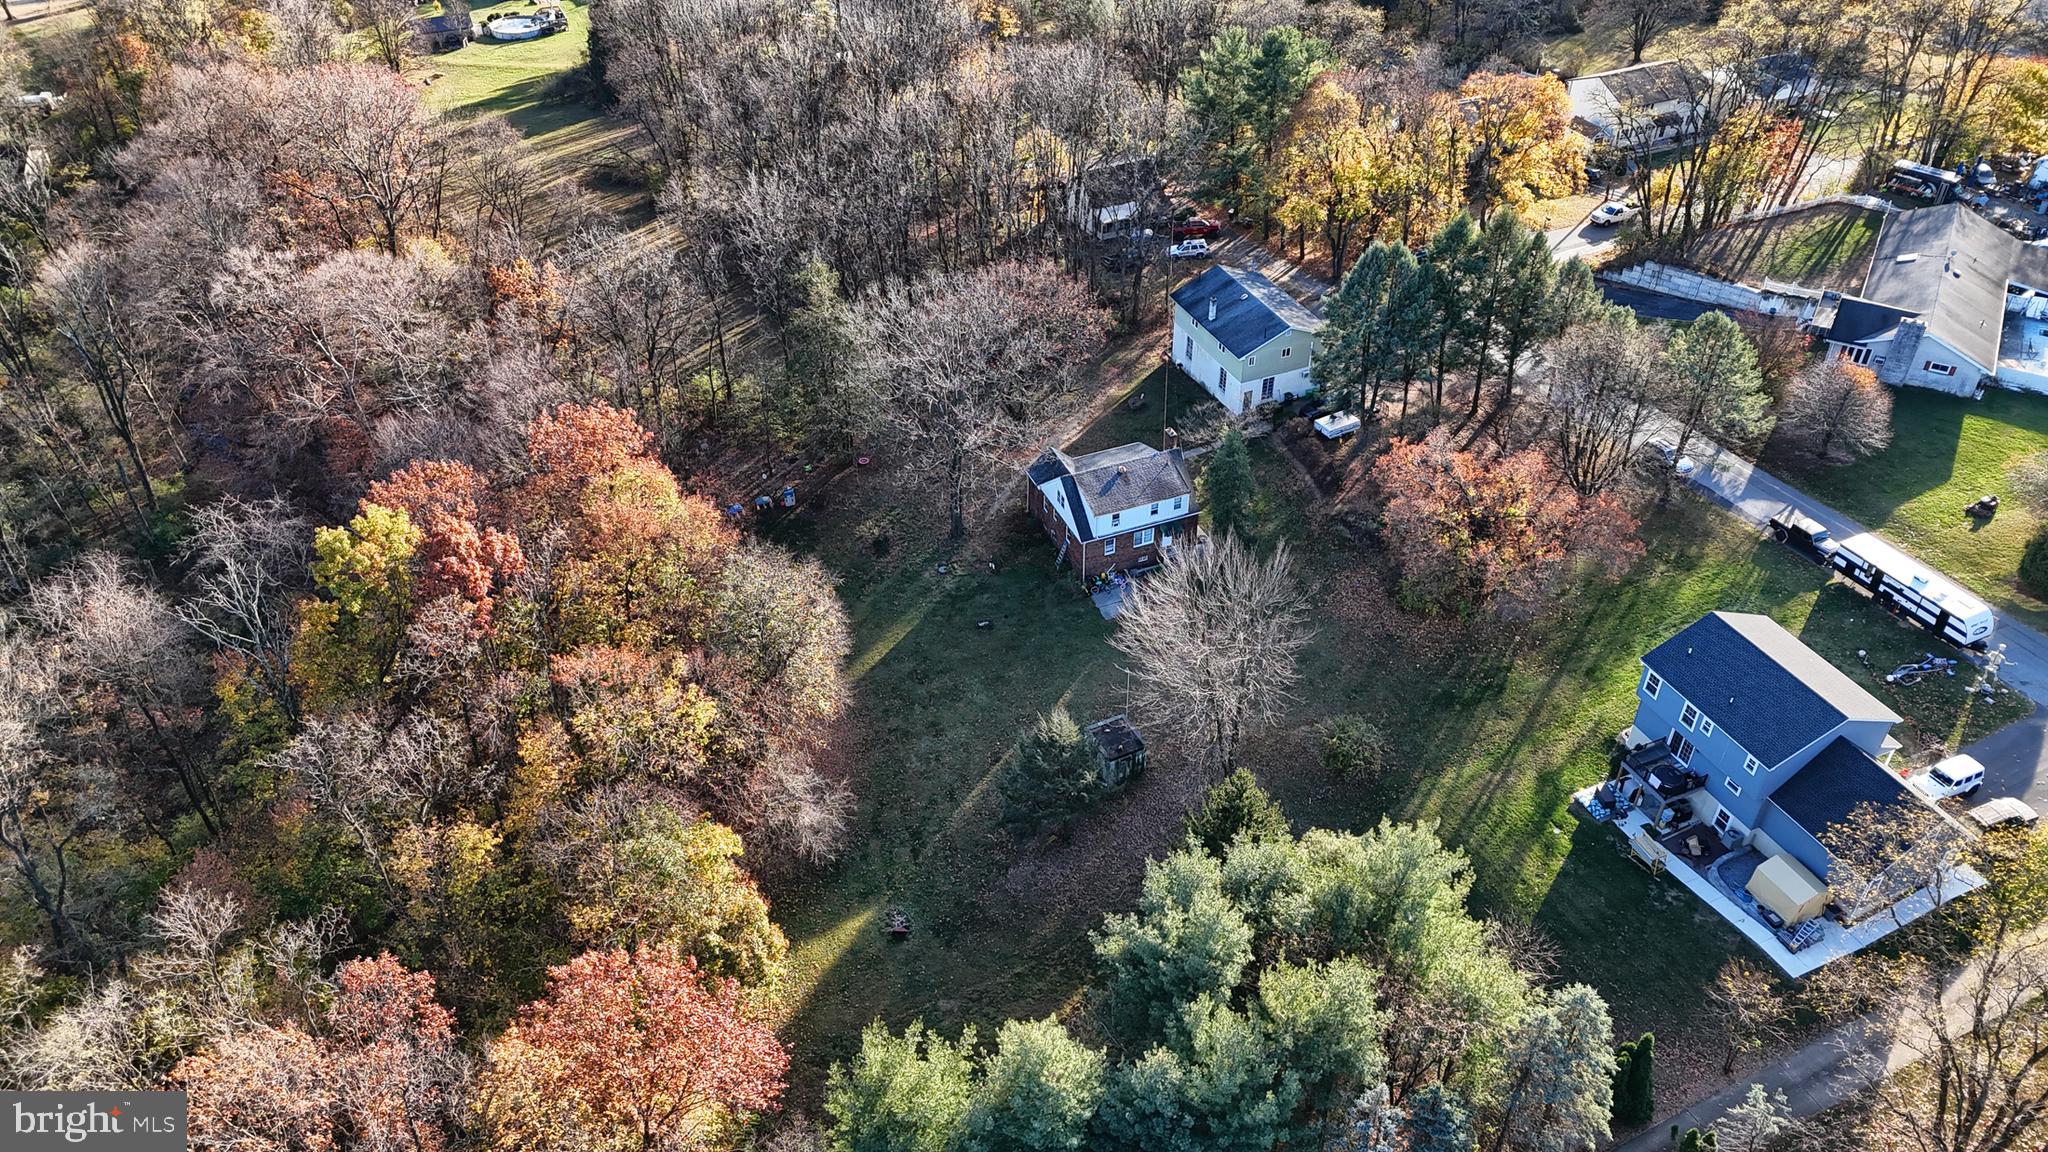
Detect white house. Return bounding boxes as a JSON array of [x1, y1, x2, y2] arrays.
[[1066, 157, 1161, 243], [1819, 203, 2048, 395], [1566, 61, 1704, 150], [1169, 265, 1323, 416]]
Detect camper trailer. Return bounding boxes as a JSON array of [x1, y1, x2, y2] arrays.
[[1828, 532, 1995, 649]]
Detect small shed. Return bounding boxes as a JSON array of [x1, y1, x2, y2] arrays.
[[1085, 715, 1147, 788], [1748, 853, 1829, 923]]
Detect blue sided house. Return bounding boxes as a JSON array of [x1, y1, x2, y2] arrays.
[[1598, 611, 1973, 972]]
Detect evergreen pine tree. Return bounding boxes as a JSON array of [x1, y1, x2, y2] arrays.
[[1184, 768, 1292, 856], [1000, 707, 1101, 834], [1200, 427, 1256, 542], [1612, 1031, 1655, 1126]]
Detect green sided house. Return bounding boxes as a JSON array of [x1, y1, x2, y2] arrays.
[[1170, 265, 1323, 416]]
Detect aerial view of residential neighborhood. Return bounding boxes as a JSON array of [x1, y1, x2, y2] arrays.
[[18, 0, 2048, 1147]]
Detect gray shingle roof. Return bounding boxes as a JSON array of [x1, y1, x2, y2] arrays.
[[1027, 443, 1194, 540], [1643, 612, 1898, 766], [1766, 737, 1914, 842], [1170, 265, 1322, 359], [1862, 203, 2033, 371], [1583, 60, 1702, 108]]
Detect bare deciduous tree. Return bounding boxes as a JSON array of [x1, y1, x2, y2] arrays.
[[1541, 304, 1668, 496], [1818, 799, 1969, 927], [851, 261, 1109, 538], [1706, 958, 1787, 1076], [176, 497, 310, 722], [1111, 536, 1313, 777], [1778, 357, 1893, 465]]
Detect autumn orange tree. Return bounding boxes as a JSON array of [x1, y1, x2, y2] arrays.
[[476, 945, 788, 1152], [1458, 72, 1587, 224], [1372, 429, 1644, 619]]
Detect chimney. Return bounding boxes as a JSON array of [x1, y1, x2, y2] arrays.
[[1164, 426, 1180, 450], [1207, 297, 1217, 322]]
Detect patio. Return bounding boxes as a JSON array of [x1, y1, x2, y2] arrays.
[[1573, 783, 1985, 977]]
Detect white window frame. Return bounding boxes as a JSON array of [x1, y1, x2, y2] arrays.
[[1743, 755, 1761, 776], [1727, 781, 1743, 798], [1699, 715, 1715, 737], [1714, 810, 1733, 833], [1261, 377, 1276, 400], [1110, 512, 1121, 527], [1281, 346, 1293, 358], [1149, 503, 1159, 516], [1643, 669, 1662, 698], [1925, 360, 1957, 377], [1248, 353, 1257, 366], [1842, 344, 1872, 366], [1133, 528, 1155, 546], [1172, 496, 1184, 511], [1667, 731, 1696, 765], [1680, 702, 1700, 729], [1102, 538, 1116, 555], [1184, 335, 1194, 358]]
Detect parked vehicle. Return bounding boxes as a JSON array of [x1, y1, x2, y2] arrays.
[[1168, 239, 1211, 259], [1642, 436, 1696, 476], [1911, 753, 1986, 799], [1828, 532, 1996, 649], [1589, 201, 1640, 226], [1172, 217, 1220, 241], [1967, 796, 2039, 830], [1767, 507, 1836, 564]]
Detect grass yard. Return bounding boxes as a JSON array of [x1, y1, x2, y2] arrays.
[[1688, 204, 1885, 293], [1773, 388, 2048, 631], [760, 385, 2029, 1109]]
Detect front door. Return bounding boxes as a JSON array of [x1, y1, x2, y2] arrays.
[[1665, 730, 1696, 765], [1240, 390, 1253, 412]]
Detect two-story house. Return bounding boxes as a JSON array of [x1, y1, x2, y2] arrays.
[[1025, 442, 1197, 579], [1170, 265, 1323, 416], [1622, 611, 1919, 885]]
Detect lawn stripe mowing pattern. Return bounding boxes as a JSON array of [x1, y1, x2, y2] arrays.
[[1777, 388, 2048, 632], [763, 418, 2025, 1101]]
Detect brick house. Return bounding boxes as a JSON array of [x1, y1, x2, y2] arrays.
[[1025, 442, 1198, 579]]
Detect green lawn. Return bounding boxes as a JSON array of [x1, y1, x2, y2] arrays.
[[1774, 388, 2048, 630], [1067, 363, 1222, 457], [761, 403, 2028, 1105], [1690, 205, 1884, 293]]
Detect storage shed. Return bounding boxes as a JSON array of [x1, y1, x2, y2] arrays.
[[1748, 853, 1830, 924]]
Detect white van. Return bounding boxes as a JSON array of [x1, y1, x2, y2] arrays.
[[1911, 754, 1986, 800]]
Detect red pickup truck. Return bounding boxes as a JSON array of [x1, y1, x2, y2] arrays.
[[1172, 217, 1220, 241]]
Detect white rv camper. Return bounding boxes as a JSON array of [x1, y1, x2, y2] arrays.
[[1828, 532, 1995, 649]]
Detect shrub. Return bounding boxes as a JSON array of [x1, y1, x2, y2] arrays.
[[2023, 528, 2048, 600], [1183, 769, 1291, 856], [1318, 716, 1390, 783], [2010, 450, 2048, 510]]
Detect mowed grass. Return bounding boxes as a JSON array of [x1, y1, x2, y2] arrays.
[[1691, 205, 1885, 293], [1775, 388, 2048, 630], [761, 394, 2029, 1104]]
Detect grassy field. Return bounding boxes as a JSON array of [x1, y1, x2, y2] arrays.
[[1774, 388, 2048, 631], [1689, 205, 1885, 293], [761, 387, 2029, 1109]]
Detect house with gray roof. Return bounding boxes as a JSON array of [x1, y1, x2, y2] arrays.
[[1821, 203, 2048, 394], [1170, 265, 1323, 416], [1616, 611, 1949, 890], [1565, 61, 1704, 149], [1025, 442, 1197, 578]]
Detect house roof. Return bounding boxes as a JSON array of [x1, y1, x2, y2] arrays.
[[414, 11, 469, 32], [1642, 612, 1898, 765], [1826, 296, 1914, 346], [1574, 60, 1702, 108], [1860, 203, 2047, 371], [1078, 157, 1159, 206], [1027, 443, 1194, 541], [1750, 52, 1814, 94], [1170, 264, 1323, 359], [1766, 736, 1915, 844]]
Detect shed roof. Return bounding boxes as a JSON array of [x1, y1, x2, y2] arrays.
[[1748, 852, 1829, 922], [1767, 736, 1915, 842], [1643, 612, 1897, 765], [1170, 264, 1323, 359], [1086, 715, 1145, 760]]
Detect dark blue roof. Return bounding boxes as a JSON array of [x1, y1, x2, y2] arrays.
[[415, 11, 469, 32], [1767, 737, 1914, 842], [1170, 265, 1321, 358], [1643, 612, 1897, 765], [1826, 297, 1912, 346]]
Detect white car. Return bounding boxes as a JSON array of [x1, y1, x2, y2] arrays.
[[1168, 239, 1211, 259], [1911, 753, 1987, 800], [1643, 436, 1697, 477], [1589, 201, 1640, 227]]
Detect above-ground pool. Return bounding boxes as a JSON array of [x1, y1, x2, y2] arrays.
[[485, 14, 547, 39]]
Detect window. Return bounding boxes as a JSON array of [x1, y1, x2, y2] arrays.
[[1699, 715, 1715, 737], [1727, 781, 1744, 798], [1184, 336, 1193, 358], [1714, 810, 1733, 833], [1744, 755, 1762, 776], [1134, 528, 1155, 546], [1666, 732, 1696, 765], [1680, 702, 1699, 729], [1261, 378, 1275, 400], [1102, 538, 1116, 555], [1643, 670, 1662, 697], [1055, 492, 1065, 506], [1925, 360, 1957, 377], [1149, 503, 1159, 516], [1248, 353, 1256, 366], [1281, 347, 1293, 358], [1841, 344, 1872, 366], [1173, 497, 1184, 511], [1110, 512, 1121, 527]]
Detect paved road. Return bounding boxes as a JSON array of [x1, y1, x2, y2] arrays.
[[1675, 437, 2048, 805], [1546, 215, 1624, 263]]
